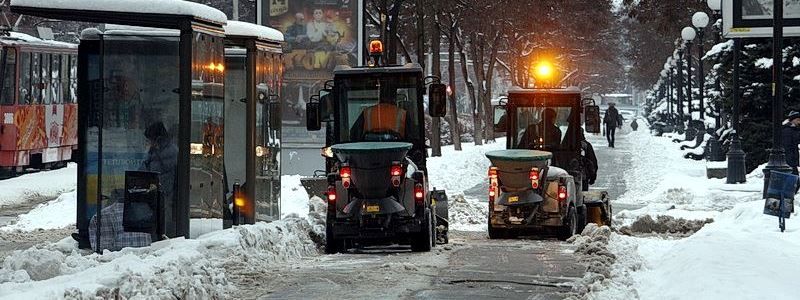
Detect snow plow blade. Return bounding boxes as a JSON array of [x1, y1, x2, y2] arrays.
[[584, 190, 612, 227], [301, 176, 329, 199]]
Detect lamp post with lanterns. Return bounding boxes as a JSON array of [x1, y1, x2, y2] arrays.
[[693, 12, 709, 121], [682, 27, 696, 122]]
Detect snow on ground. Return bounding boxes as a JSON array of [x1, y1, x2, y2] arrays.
[[0, 198, 326, 299], [1, 192, 76, 232], [582, 124, 800, 299], [427, 138, 505, 232], [281, 175, 311, 219], [0, 164, 76, 207]]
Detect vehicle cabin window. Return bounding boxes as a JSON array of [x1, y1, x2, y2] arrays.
[[31, 52, 40, 104], [41, 53, 50, 105], [69, 55, 77, 103], [514, 106, 573, 150], [50, 53, 61, 104], [19, 51, 31, 105], [337, 75, 420, 142], [0, 48, 16, 105]]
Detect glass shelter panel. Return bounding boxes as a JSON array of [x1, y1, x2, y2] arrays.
[[189, 31, 225, 235], [85, 35, 180, 251], [255, 50, 280, 222], [223, 52, 246, 196]]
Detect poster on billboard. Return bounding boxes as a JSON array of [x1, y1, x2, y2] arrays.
[[723, 0, 800, 37], [259, 0, 362, 126]]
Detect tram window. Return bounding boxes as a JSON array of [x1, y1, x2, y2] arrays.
[[41, 53, 51, 105], [31, 53, 40, 104], [19, 52, 30, 105], [69, 55, 77, 103], [0, 48, 15, 105], [61, 54, 69, 104], [50, 54, 61, 104]]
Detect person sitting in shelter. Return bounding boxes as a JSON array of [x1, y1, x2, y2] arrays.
[[517, 108, 562, 150], [141, 121, 178, 206], [350, 90, 413, 141], [88, 189, 152, 252]]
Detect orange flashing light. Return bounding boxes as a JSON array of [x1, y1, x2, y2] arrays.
[[369, 40, 384, 55]]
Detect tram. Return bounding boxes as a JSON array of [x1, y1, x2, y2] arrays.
[[12, 0, 285, 251], [0, 30, 78, 178]]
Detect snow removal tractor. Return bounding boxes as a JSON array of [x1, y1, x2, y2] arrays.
[[304, 40, 449, 253], [488, 86, 612, 240]]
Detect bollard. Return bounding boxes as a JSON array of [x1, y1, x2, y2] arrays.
[[726, 131, 747, 184], [707, 134, 724, 162]]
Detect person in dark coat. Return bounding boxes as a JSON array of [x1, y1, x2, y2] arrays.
[[603, 103, 622, 148], [782, 111, 800, 176], [141, 122, 178, 206], [579, 129, 598, 191]]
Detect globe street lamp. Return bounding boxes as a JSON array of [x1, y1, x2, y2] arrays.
[[682, 27, 696, 123], [693, 12, 709, 122]]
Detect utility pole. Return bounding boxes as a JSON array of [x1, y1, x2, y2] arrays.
[[762, 0, 792, 196]]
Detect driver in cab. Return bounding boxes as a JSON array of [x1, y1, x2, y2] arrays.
[[517, 108, 562, 150], [350, 91, 413, 141]]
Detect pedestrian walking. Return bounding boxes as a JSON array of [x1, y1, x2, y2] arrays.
[[603, 102, 622, 148]]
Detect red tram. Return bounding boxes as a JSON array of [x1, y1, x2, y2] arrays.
[[0, 31, 78, 177]]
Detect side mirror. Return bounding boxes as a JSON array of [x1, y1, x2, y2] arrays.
[[493, 105, 507, 132], [428, 83, 447, 117], [306, 95, 321, 131], [268, 95, 281, 130], [319, 89, 333, 122], [585, 105, 601, 134]]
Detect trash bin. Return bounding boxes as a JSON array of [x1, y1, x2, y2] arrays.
[[764, 171, 797, 219]]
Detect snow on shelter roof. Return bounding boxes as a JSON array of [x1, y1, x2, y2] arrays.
[[224, 21, 284, 43], [11, 0, 227, 27]]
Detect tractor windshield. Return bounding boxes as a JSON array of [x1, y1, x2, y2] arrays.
[[336, 74, 421, 142], [514, 106, 576, 150]]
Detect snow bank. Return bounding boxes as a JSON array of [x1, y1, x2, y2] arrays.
[[447, 195, 487, 232], [1, 192, 76, 232], [634, 200, 800, 300], [427, 138, 505, 194], [0, 209, 326, 299], [281, 175, 311, 219], [0, 164, 76, 207]]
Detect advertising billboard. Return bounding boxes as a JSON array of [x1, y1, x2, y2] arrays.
[[723, 0, 800, 38], [259, 0, 363, 126]]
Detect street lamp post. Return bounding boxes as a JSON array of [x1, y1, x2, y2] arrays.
[[668, 67, 674, 125], [693, 12, 709, 121], [682, 27, 696, 122], [677, 46, 685, 124], [727, 38, 747, 183], [762, 0, 792, 197]]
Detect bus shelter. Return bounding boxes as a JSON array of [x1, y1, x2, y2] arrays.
[[222, 21, 284, 225], [12, 0, 229, 249]]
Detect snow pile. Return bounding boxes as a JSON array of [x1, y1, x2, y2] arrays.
[[633, 200, 800, 300], [567, 224, 641, 299], [1, 192, 76, 232], [427, 138, 505, 194], [0, 164, 76, 207], [618, 214, 713, 236], [0, 201, 326, 299], [281, 175, 311, 219], [447, 195, 487, 232]]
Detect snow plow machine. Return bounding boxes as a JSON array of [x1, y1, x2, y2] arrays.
[[488, 86, 612, 240], [302, 40, 450, 253]]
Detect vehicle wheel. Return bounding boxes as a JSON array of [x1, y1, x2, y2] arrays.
[[576, 205, 587, 235], [558, 207, 577, 241], [488, 225, 505, 239], [411, 209, 433, 252], [431, 209, 437, 248]]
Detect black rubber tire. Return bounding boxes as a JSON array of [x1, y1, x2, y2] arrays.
[[488, 225, 506, 239], [576, 205, 587, 235], [558, 207, 577, 241], [411, 209, 433, 252]]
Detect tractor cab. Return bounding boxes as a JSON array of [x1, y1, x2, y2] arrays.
[[305, 41, 449, 252]]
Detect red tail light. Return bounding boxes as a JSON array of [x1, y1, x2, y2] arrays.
[[390, 164, 403, 177], [327, 185, 337, 202], [557, 185, 568, 201], [340, 166, 351, 179], [530, 168, 540, 189], [488, 167, 498, 179], [414, 184, 425, 203]]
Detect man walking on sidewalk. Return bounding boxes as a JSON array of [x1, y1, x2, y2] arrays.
[[603, 102, 622, 148]]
